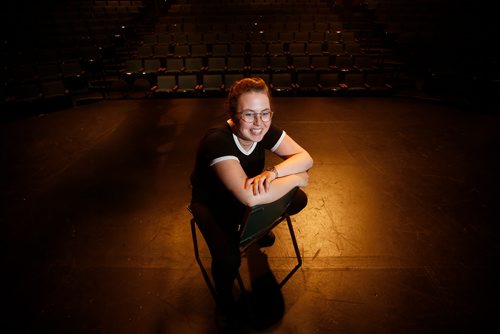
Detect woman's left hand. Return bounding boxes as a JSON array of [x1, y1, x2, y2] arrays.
[[245, 170, 277, 195]]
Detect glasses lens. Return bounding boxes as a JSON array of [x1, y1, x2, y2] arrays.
[[261, 111, 271, 121], [242, 112, 254, 122], [241, 111, 272, 122]]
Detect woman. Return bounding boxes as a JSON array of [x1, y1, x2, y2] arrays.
[[190, 77, 313, 329]]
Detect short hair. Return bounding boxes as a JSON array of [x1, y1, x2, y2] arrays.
[[226, 77, 272, 115]]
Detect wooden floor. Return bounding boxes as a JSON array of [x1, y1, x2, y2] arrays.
[[1, 96, 499, 333]]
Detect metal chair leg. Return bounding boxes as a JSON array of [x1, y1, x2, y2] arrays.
[[190, 218, 217, 300], [278, 215, 303, 288]]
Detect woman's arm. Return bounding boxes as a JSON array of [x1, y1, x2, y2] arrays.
[[212, 159, 309, 207], [271, 133, 313, 177], [213, 133, 312, 207], [245, 134, 313, 195]]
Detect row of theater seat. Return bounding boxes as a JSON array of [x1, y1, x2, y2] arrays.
[[120, 53, 377, 77], [138, 30, 353, 45], [2, 70, 393, 114], [113, 71, 393, 98], [132, 40, 362, 59], [154, 20, 345, 35]]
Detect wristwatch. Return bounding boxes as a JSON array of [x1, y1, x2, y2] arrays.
[[267, 166, 279, 178]]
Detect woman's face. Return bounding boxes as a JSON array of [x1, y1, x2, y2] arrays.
[[233, 91, 272, 143]]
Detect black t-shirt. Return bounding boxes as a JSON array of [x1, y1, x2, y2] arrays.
[[191, 122, 285, 215]]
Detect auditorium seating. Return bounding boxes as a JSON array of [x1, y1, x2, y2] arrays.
[[5, 0, 450, 119]]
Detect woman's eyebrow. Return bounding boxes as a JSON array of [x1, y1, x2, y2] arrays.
[[240, 107, 271, 112]]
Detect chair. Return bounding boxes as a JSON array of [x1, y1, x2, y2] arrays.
[[290, 56, 312, 72], [364, 72, 393, 94], [287, 42, 306, 56], [353, 55, 375, 72], [229, 43, 247, 57], [152, 75, 178, 96], [40, 80, 73, 110], [130, 78, 153, 98], [224, 73, 245, 92], [309, 32, 325, 43], [249, 42, 268, 57], [36, 62, 62, 82], [106, 77, 130, 99], [294, 31, 309, 43], [344, 42, 363, 56], [121, 59, 144, 78], [40, 80, 69, 100], [311, 56, 334, 72], [203, 32, 218, 44], [262, 31, 280, 43], [189, 187, 302, 300], [70, 79, 106, 106], [137, 45, 153, 59], [153, 44, 170, 59], [143, 58, 164, 77], [206, 57, 227, 73], [326, 42, 344, 56], [279, 31, 294, 43], [295, 72, 319, 94], [333, 54, 353, 72], [171, 44, 191, 57], [269, 56, 290, 73], [342, 72, 367, 94], [318, 73, 342, 94], [157, 33, 171, 45], [248, 56, 269, 73], [340, 31, 357, 43], [268, 42, 285, 57], [211, 43, 229, 57], [201, 73, 224, 95], [184, 57, 205, 73], [226, 56, 247, 73], [165, 57, 184, 73], [270, 72, 294, 95], [61, 61, 87, 90], [190, 44, 208, 57], [171, 32, 189, 44], [177, 74, 201, 95], [306, 42, 325, 56]]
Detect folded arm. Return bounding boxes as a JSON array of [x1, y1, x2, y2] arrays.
[[213, 134, 313, 207]]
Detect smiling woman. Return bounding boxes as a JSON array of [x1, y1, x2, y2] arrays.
[[189, 77, 313, 331]]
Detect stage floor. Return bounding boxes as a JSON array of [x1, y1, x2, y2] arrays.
[[2, 96, 499, 333]]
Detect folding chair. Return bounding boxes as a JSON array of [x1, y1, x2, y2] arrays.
[[189, 187, 302, 301]]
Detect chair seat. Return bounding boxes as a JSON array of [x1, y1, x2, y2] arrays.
[[239, 187, 299, 250]]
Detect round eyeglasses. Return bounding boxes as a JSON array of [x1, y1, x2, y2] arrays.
[[238, 111, 273, 123]]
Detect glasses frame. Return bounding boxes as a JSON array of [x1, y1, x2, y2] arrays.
[[238, 110, 274, 123]]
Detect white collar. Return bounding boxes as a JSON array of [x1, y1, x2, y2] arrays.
[[232, 133, 256, 155]]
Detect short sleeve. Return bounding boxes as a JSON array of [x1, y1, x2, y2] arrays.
[[261, 124, 285, 151], [199, 127, 239, 166]]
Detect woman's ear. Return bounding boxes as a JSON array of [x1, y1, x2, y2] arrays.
[[229, 112, 238, 123]]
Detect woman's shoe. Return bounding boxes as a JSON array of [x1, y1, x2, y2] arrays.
[[257, 231, 276, 247]]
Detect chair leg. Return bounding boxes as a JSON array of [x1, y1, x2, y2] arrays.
[[236, 272, 246, 293], [191, 219, 217, 300], [278, 215, 303, 288]]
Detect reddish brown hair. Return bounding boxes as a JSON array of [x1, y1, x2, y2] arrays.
[[226, 77, 272, 115]]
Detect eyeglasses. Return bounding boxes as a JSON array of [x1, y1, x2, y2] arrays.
[[238, 110, 273, 123]]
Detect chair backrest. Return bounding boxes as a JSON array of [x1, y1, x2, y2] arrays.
[[239, 187, 298, 248]]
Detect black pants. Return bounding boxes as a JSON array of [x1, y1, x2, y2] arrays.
[[190, 189, 308, 312]]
